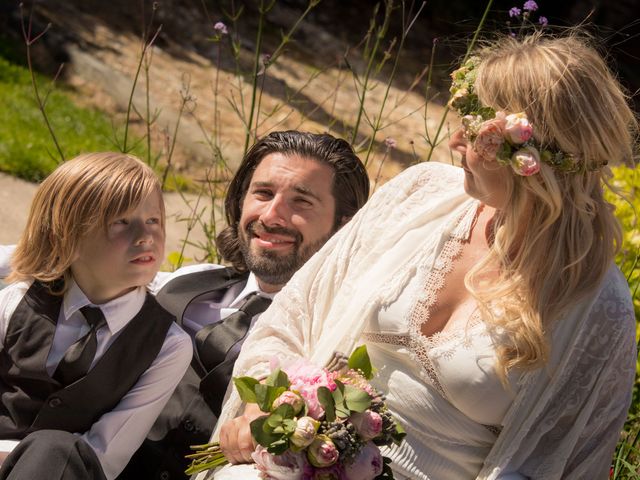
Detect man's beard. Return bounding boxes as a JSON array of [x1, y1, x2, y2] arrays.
[[239, 221, 332, 287]]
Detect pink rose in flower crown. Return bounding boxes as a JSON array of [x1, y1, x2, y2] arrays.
[[343, 441, 384, 480], [307, 435, 339, 468], [284, 361, 338, 420], [504, 112, 533, 144], [474, 113, 506, 160], [349, 410, 383, 441], [251, 445, 308, 480], [271, 391, 304, 415], [511, 146, 541, 176]]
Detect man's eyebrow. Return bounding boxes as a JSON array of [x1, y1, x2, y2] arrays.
[[293, 185, 322, 202], [250, 181, 322, 202]]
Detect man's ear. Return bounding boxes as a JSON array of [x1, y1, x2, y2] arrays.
[[337, 215, 351, 229]]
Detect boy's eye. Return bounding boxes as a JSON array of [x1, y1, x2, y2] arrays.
[[112, 219, 128, 225], [147, 217, 161, 224]]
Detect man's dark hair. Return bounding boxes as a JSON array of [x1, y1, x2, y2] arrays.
[[216, 130, 370, 272]]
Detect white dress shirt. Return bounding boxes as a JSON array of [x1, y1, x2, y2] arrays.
[[150, 263, 274, 340], [0, 245, 14, 280], [0, 279, 192, 480]]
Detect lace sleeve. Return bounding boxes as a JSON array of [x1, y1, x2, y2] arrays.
[[480, 267, 637, 480]]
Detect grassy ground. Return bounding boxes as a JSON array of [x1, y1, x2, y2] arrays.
[[0, 54, 144, 182]]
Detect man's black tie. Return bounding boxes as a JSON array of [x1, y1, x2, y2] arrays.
[[195, 293, 272, 372], [195, 293, 272, 415], [53, 306, 107, 385]]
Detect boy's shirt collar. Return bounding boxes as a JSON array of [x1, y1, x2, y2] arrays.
[[63, 279, 146, 335]]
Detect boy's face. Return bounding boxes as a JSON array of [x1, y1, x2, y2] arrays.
[[71, 189, 165, 304]]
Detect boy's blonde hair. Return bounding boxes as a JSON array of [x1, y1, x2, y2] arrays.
[[465, 31, 637, 376], [9, 152, 164, 291]]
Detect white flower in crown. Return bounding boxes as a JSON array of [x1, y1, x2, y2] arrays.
[[504, 112, 534, 144], [511, 146, 541, 176], [461, 114, 484, 138]]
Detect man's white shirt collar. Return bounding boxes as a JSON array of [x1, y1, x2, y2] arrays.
[[229, 272, 274, 308]]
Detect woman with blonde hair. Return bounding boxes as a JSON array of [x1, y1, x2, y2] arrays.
[[205, 32, 637, 479]]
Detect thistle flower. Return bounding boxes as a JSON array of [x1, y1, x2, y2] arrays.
[[509, 7, 521, 17], [213, 22, 228, 35], [538, 16, 548, 26], [523, 0, 538, 11]]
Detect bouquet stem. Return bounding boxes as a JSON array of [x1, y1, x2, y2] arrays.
[[185, 442, 229, 475]]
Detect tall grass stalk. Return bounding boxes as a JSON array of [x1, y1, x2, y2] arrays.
[[20, 5, 64, 163]]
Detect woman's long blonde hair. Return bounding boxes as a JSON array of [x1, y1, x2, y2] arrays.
[[466, 31, 637, 375], [8, 152, 163, 292]]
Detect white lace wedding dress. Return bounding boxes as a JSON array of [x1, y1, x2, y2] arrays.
[[200, 162, 636, 480]]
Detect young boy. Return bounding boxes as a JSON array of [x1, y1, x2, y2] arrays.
[[0, 153, 192, 480]]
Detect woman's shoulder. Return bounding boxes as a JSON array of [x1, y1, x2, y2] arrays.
[[374, 161, 465, 203]]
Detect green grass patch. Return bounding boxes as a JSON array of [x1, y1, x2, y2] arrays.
[[0, 55, 146, 182]]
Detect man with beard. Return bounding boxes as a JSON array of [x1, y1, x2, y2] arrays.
[[116, 130, 370, 479]]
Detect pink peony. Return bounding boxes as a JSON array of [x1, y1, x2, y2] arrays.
[[307, 435, 339, 468], [511, 146, 541, 176], [474, 114, 506, 160], [252, 445, 308, 480], [284, 361, 337, 420], [290, 416, 320, 449], [504, 112, 533, 144], [343, 442, 383, 480], [349, 410, 383, 441], [272, 391, 304, 415]]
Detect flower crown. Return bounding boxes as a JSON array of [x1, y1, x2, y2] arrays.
[[448, 56, 591, 176]]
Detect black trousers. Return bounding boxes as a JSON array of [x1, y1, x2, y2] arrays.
[[0, 430, 106, 480]]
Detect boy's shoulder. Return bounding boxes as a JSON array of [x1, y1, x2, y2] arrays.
[[0, 280, 33, 315]]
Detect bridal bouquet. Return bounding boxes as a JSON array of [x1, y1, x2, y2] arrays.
[[186, 345, 405, 479]]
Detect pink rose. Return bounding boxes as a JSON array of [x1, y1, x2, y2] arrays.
[[511, 146, 541, 176], [474, 114, 506, 160], [504, 112, 533, 144], [272, 391, 304, 415], [307, 435, 339, 468], [343, 442, 383, 480], [251, 445, 307, 480], [284, 361, 337, 420], [349, 410, 383, 441]]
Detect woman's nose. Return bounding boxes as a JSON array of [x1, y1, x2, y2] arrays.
[[448, 128, 467, 155]]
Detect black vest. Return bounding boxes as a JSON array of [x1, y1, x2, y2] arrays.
[[0, 281, 174, 439], [117, 267, 248, 480]]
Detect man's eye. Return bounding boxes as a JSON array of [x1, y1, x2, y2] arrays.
[[294, 197, 313, 206], [254, 190, 273, 198]]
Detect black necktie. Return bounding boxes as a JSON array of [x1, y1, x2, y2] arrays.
[[195, 293, 272, 372], [196, 293, 272, 415], [53, 306, 107, 385]]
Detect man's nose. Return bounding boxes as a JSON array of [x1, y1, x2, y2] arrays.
[[259, 196, 288, 227]]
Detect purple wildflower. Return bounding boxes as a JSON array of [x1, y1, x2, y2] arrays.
[[538, 16, 548, 26], [213, 21, 228, 35], [523, 1, 538, 11], [384, 137, 397, 149], [509, 7, 521, 17]]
